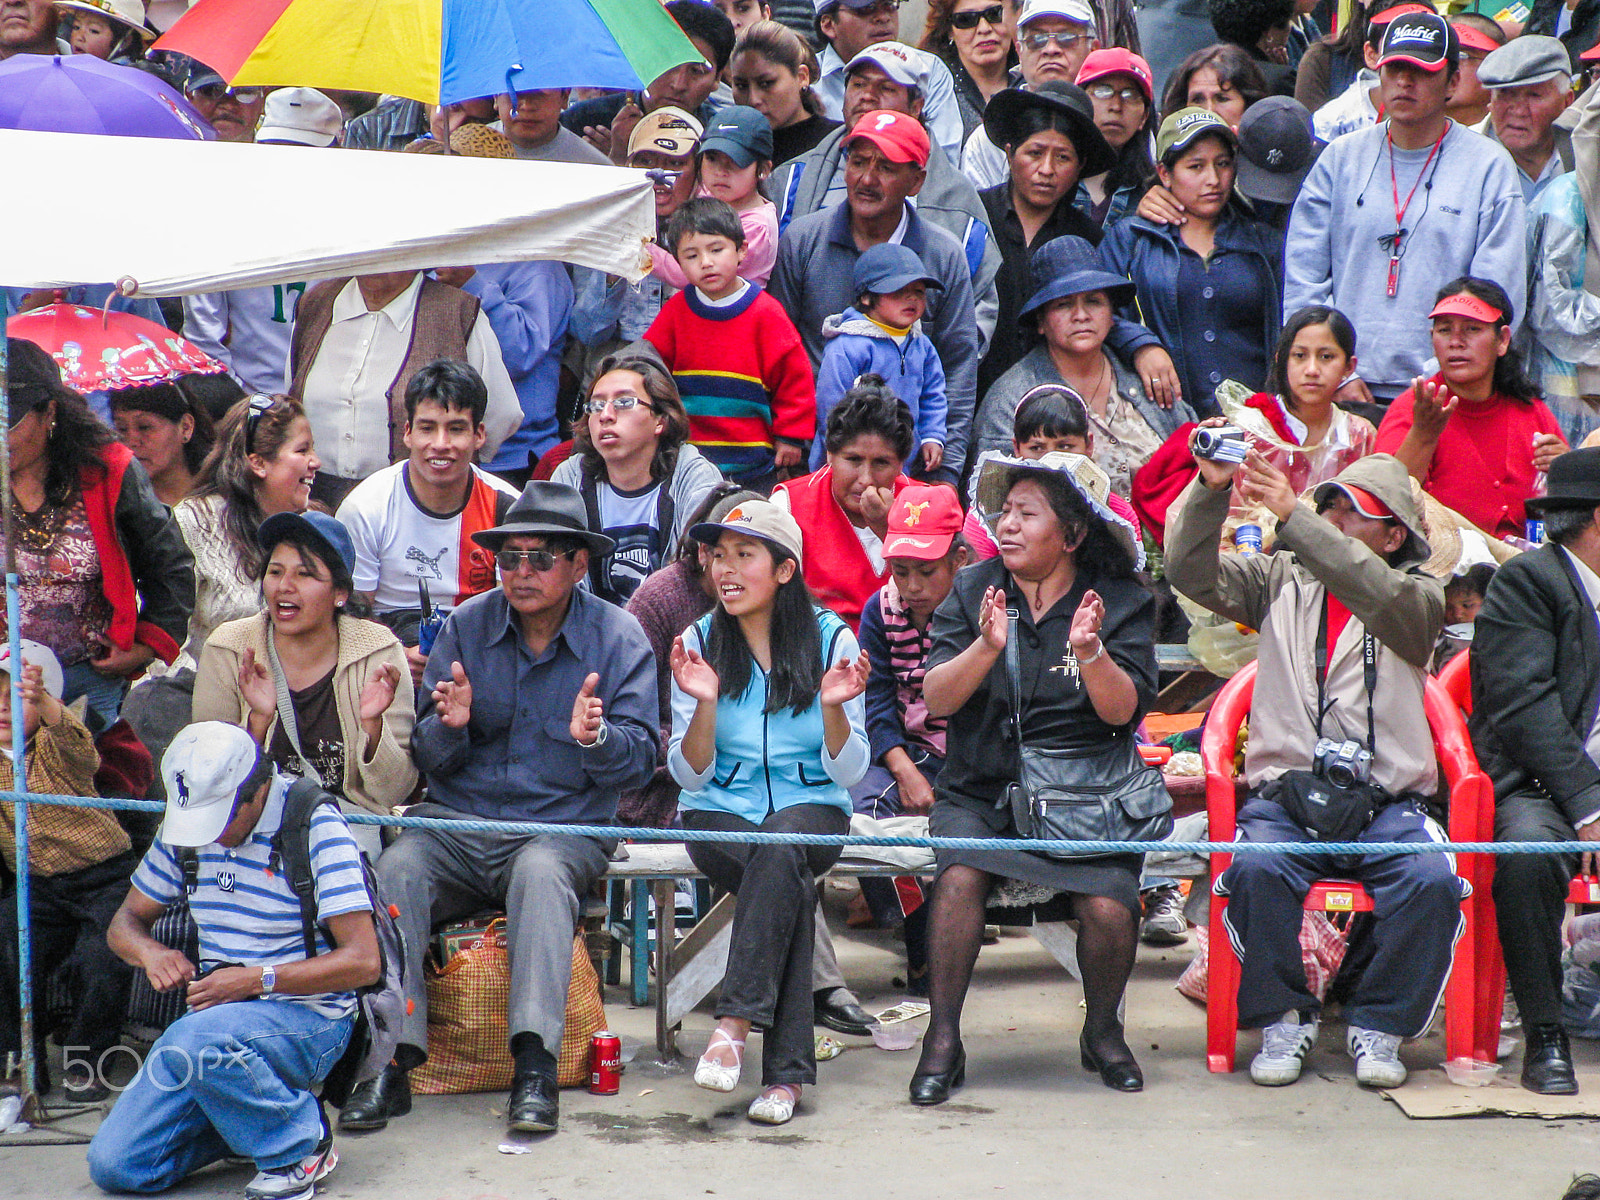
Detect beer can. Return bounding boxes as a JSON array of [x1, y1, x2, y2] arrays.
[[589, 1031, 621, 1094], [1233, 523, 1263, 554], [1526, 517, 1545, 546]]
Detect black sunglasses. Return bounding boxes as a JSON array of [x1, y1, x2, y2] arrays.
[[951, 3, 1005, 29], [243, 393, 274, 454], [496, 547, 578, 574]]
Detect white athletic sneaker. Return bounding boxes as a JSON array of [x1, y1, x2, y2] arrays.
[[1249, 1011, 1319, 1086], [1347, 1026, 1407, 1088], [1139, 884, 1189, 946], [244, 1138, 337, 1200]]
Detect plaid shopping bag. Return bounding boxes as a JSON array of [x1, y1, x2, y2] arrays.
[[412, 920, 607, 1094], [1176, 912, 1349, 1005]]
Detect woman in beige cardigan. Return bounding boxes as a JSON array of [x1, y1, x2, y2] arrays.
[[193, 511, 415, 857]]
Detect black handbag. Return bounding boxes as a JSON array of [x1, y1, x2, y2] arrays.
[[1264, 601, 1392, 842], [998, 608, 1172, 860]]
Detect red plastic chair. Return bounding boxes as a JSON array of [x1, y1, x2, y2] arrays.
[[1435, 651, 1599, 1060], [1201, 661, 1497, 1071]]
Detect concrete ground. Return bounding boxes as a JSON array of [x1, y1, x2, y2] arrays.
[[4, 895, 1598, 1200]]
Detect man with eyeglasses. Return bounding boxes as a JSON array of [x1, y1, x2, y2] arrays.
[[812, 0, 966, 164], [960, 0, 1099, 189], [559, 0, 734, 165], [357, 481, 656, 1136], [181, 62, 268, 143]]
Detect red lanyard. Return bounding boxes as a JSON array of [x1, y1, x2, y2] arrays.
[[1386, 124, 1447, 297]]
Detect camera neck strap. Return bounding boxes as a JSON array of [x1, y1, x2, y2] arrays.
[[1313, 594, 1377, 754]]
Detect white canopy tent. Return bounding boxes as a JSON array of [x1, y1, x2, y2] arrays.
[[0, 129, 654, 295]]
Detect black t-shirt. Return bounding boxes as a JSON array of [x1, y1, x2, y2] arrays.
[[269, 666, 347, 796], [772, 113, 841, 170], [929, 557, 1158, 815]]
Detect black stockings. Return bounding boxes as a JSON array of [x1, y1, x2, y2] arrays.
[[913, 868, 1139, 1075]]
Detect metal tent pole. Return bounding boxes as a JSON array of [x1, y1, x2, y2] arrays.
[[0, 331, 41, 1107]]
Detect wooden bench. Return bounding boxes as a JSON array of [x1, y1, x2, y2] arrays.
[[604, 841, 1207, 1055]]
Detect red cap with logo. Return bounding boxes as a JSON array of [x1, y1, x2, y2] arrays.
[[845, 109, 931, 167], [882, 483, 963, 560], [1428, 291, 1504, 324]]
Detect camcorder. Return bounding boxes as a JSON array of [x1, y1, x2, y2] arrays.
[[1192, 424, 1249, 464]]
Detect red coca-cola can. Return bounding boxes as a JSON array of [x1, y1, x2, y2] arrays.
[[589, 1031, 621, 1094]]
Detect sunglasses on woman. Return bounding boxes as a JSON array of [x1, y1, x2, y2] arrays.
[[243, 393, 274, 454], [951, 4, 1005, 29]]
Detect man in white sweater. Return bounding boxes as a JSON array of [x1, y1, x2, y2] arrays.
[[1284, 11, 1526, 413]]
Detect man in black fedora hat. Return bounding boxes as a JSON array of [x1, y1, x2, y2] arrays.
[[1471, 447, 1600, 1095], [349, 481, 658, 1134]]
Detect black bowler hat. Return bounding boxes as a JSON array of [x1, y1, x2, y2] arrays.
[[470, 480, 615, 555], [1526, 448, 1600, 514]]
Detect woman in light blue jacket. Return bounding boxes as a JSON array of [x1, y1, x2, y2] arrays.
[[668, 497, 869, 1128]]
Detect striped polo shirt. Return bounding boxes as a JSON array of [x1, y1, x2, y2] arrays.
[[131, 774, 372, 1020]]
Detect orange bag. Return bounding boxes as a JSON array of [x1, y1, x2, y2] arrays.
[[412, 919, 607, 1094]]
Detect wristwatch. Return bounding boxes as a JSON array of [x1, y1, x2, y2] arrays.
[[260, 964, 276, 995], [587, 720, 610, 749]]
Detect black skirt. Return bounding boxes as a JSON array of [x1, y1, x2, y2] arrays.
[[930, 798, 1143, 919]]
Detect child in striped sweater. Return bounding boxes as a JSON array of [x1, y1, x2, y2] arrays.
[[853, 483, 968, 996], [644, 197, 814, 491]]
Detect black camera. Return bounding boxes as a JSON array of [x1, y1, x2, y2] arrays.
[[1192, 424, 1249, 463], [1313, 738, 1374, 789]]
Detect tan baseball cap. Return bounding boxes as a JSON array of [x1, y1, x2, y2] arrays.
[[627, 106, 703, 159], [690, 498, 804, 562]]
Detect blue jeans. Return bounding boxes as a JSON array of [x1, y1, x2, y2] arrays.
[[88, 999, 352, 1193], [59, 659, 128, 731]]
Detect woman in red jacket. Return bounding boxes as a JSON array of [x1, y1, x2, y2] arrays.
[[4, 338, 193, 727], [772, 376, 914, 632]]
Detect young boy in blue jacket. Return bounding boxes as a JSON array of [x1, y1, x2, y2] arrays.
[[812, 244, 949, 477]]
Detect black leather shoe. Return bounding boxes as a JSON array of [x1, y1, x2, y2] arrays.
[[508, 1071, 559, 1132], [908, 1046, 966, 1106], [338, 1063, 412, 1131], [1522, 1023, 1579, 1096], [814, 990, 874, 1036], [1081, 1036, 1144, 1093]]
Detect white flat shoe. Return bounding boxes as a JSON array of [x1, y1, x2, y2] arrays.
[[694, 1028, 745, 1093], [747, 1084, 800, 1125]]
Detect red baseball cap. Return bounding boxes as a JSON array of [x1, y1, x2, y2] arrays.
[[1429, 291, 1505, 324], [1076, 48, 1154, 103], [1582, 35, 1600, 61], [845, 109, 931, 167], [1451, 19, 1501, 54], [1320, 482, 1395, 522], [882, 484, 963, 560], [1368, 3, 1432, 25]]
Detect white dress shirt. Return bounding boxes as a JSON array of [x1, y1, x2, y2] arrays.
[[290, 274, 520, 482]]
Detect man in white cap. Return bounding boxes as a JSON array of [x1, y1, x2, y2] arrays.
[[88, 723, 379, 1200], [812, 0, 966, 163], [1479, 34, 1575, 205], [0, 640, 136, 1100], [959, 0, 1100, 189], [255, 87, 345, 147]]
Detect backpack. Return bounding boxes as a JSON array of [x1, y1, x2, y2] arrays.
[[180, 778, 409, 1108]]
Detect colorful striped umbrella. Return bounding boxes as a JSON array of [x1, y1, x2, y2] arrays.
[[153, 0, 703, 106]]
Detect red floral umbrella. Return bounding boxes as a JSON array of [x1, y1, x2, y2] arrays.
[[7, 303, 225, 392]]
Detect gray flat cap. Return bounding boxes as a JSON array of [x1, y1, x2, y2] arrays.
[[1479, 34, 1573, 88]]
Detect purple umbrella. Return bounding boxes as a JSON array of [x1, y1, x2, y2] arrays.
[[0, 54, 212, 139]]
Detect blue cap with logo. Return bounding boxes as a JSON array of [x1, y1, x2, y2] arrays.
[[698, 105, 774, 167]]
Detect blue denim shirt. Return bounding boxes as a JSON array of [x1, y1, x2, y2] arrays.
[[414, 585, 659, 824]]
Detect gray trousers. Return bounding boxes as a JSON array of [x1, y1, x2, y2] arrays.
[[377, 803, 610, 1057]]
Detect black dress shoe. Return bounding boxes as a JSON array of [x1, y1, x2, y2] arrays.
[[1522, 1023, 1579, 1096], [814, 991, 875, 1036], [1081, 1037, 1144, 1093], [908, 1046, 966, 1106], [508, 1071, 559, 1132], [338, 1063, 412, 1131]]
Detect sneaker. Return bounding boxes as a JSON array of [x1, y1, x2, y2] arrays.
[[1347, 1026, 1407, 1088], [244, 1139, 338, 1200], [1249, 1011, 1319, 1086], [1139, 884, 1188, 946]]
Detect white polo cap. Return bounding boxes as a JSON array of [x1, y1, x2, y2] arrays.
[[1018, 0, 1096, 28], [159, 722, 268, 847]]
